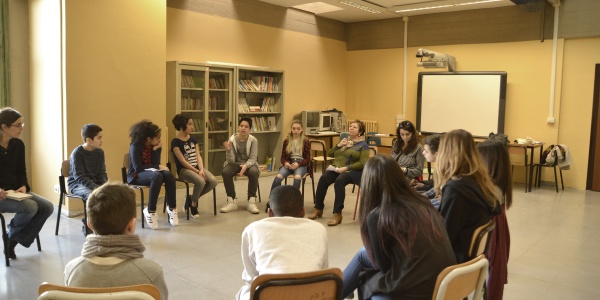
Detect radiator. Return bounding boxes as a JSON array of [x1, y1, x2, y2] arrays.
[[347, 119, 378, 133]]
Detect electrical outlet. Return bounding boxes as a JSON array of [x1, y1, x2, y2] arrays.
[[547, 117, 555, 124], [53, 184, 60, 194]]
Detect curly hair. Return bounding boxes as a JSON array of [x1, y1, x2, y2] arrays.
[[129, 120, 160, 144]]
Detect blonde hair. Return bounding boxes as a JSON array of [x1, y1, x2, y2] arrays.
[[434, 129, 498, 207], [286, 120, 305, 153]]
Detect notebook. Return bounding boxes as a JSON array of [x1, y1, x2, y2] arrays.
[[5, 190, 33, 201]]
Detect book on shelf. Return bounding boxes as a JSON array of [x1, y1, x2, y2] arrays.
[[259, 97, 277, 112], [182, 74, 204, 88], [181, 96, 203, 110], [251, 76, 278, 92], [249, 106, 261, 112], [238, 98, 250, 113], [209, 77, 225, 89], [248, 116, 277, 132]]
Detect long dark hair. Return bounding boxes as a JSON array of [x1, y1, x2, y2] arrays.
[[478, 140, 513, 209], [394, 120, 419, 154], [359, 155, 448, 266], [0, 107, 22, 130], [129, 120, 160, 144]]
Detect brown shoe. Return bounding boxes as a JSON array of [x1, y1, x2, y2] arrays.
[[307, 209, 323, 220], [327, 213, 343, 226]]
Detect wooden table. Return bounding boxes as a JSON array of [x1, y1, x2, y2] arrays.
[[306, 132, 339, 153], [508, 142, 545, 192]]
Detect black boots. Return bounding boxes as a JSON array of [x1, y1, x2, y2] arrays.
[[4, 237, 18, 259]]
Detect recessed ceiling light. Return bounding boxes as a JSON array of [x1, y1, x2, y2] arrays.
[[292, 2, 344, 15], [395, 0, 503, 13], [340, 1, 382, 14]]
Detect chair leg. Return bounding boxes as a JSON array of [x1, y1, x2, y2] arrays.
[[55, 193, 64, 236], [36, 235, 41, 251], [136, 188, 145, 229], [311, 174, 316, 204], [560, 169, 564, 190], [1, 214, 9, 266], [212, 188, 217, 216], [257, 184, 262, 203], [353, 188, 361, 220], [553, 166, 559, 193]]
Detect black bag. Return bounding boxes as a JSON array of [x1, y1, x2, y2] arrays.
[[488, 132, 509, 147]]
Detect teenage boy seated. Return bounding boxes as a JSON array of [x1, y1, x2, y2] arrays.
[[64, 182, 168, 300], [68, 124, 108, 235], [236, 185, 328, 300]]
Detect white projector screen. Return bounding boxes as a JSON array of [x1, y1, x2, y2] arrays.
[[417, 72, 507, 138]]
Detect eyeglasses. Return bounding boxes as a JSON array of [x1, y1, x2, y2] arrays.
[[399, 121, 412, 129], [11, 123, 25, 128]]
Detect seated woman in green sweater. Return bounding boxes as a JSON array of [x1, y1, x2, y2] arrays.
[[307, 120, 369, 226]]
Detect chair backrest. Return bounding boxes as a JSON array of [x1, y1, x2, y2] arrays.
[[310, 139, 327, 153], [508, 145, 528, 166], [250, 268, 343, 300], [38, 282, 160, 300], [340, 132, 350, 140], [468, 219, 496, 259], [366, 132, 382, 146], [59, 160, 71, 194], [432, 254, 489, 300], [368, 146, 377, 157], [167, 151, 177, 174]]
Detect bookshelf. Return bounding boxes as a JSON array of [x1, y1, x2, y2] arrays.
[[236, 68, 284, 168], [167, 61, 234, 176]]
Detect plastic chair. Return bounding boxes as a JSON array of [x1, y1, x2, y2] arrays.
[[352, 146, 377, 220], [468, 219, 496, 259], [1, 212, 41, 267], [166, 151, 217, 218], [366, 131, 381, 146], [121, 154, 147, 228], [38, 282, 160, 300], [310, 139, 334, 173], [249, 268, 343, 300], [55, 160, 86, 236], [533, 147, 564, 193], [432, 254, 489, 300]]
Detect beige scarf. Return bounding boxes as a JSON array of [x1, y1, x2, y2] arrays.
[[81, 234, 145, 260]]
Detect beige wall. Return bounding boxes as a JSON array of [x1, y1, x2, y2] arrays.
[[166, 8, 347, 131], [28, 0, 166, 209], [347, 38, 599, 189]]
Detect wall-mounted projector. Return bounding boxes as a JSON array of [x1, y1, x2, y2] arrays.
[[416, 48, 456, 72]]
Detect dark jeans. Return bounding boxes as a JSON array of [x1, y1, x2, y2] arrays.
[[0, 193, 54, 247], [222, 164, 259, 199], [314, 170, 362, 213], [343, 247, 392, 300], [130, 170, 176, 212]]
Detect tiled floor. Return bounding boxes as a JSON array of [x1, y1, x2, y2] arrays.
[[2, 173, 600, 299]]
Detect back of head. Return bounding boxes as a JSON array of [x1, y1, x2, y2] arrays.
[[172, 113, 191, 131], [477, 140, 513, 208], [129, 120, 160, 144], [269, 185, 303, 217], [87, 182, 137, 235], [81, 124, 102, 142]]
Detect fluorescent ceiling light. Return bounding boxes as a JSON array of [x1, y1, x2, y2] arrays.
[[340, 1, 383, 14], [292, 2, 344, 15], [395, 0, 502, 13]]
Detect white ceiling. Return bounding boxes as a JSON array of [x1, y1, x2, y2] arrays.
[[258, 0, 518, 23]]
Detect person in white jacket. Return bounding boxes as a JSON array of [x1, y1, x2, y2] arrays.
[[236, 185, 328, 300], [221, 117, 260, 213]]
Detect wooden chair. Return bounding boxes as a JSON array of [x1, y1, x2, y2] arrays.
[[249, 268, 343, 300], [1, 212, 41, 267], [432, 254, 489, 300], [352, 146, 377, 220], [468, 219, 496, 259], [310, 139, 334, 173], [55, 160, 86, 236], [533, 147, 564, 193], [508, 145, 529, 192], [38, 282, 160, 300], [283, 163, 316, 203], [121, 154, 147, 228], [165, 151, 217, 219]]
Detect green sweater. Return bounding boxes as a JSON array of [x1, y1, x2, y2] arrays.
[[328, 141, 370, 171]]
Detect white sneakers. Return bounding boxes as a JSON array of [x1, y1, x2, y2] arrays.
[[247, 197, 259, 214], [220, 197, 239, 213], [167, 206, 179, 227], [143, 206, 178, 229], [143, 207, 158, 230]]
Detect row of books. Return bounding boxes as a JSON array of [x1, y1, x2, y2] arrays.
[[190, 118, 203, 131], [238, 76, 279, 92], [209, 77, 226, 89], [207, 116, 228, 131], [181, 74, 204, 88], [238, 97, 278, 113], [249, 116, 277, 132], [181, 97, 203, 110]]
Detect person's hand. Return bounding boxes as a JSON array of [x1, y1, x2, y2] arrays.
[[290, 162, 298, 170], [284, 162, 291, 169], [159, 165, 169, 171], [336, 166, 347, 173], [153, 141, 162, 151], [223, 141, 232, 151], [16, 186, 27, 193], [337, 138, 348, 148], [0, 189, 6, 200], [238, 164, 248, 176], [410, 179, 418, 187], [198, 169, 207, 180]]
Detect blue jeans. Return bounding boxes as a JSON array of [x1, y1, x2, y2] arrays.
[[270, 165, 307, 191], [178, 168, 218, 204], [343, 247, 392, 300], [69, 185, 93, 200], [0, 193, 54, 247], [314, 170, 362, 213], [130, 170, 176, 212]]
